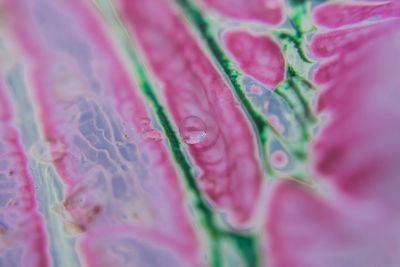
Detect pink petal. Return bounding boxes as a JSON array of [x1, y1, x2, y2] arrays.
[[313, 1, 400, 29], [223, 30, 285, 88], [266, 17, 400, 267]]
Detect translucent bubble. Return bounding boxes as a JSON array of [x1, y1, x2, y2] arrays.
[[179, 116, 207, 144], [30, 139, 66, 163]]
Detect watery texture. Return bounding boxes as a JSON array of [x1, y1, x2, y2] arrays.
[[0, 0, 399, 266]]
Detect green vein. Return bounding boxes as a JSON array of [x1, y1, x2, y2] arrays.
[[175, 0, 309, 175], [93, 1, 260, 266]]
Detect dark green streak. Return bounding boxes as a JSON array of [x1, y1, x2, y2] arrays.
[[276, 31, 311, 63], [287, 68, 315, 123], [139, 69, 222, 267], [95, 1, 259, 266], [138, 67, 218, 232], [174, 0, 309, 177], [222, 233, 260, 267], [275, 87, 309, 142], [289, 0, 328, 6], [175, 0, 267, 132], [176, 0, 311, 164], [173, 0, 320, 263], [273, 3, 318, 143]]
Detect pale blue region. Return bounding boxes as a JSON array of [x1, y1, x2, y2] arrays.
[[0, 193, 13, 206], [78, 98, 126, 146], [0, 174, 6, 181], [94, 171, 107, 191], [0, 215, 9, 231], [111, 175, 127, 198], [97, 151, 118, 172], [77, 98, 152, 197], [79, 111, 93, 123], [78, 100, 116, 153], [78, 99, 112, 143], [117, 142, 138, 162], [243, 76, 293, 138], [73, 135, 118, 173], [32, 0, 104, 95], [32, 0, 93, 76], [0, 181, 16, 190], [226, 257, 243, 267], [79, 119, 120, 161], [0, 246, 23, 267], [73, 135, 97, 162], [135, 163, 154, 194], [109, 238, 180, 267], [78, 99, 135, 164], [0, 143, 4, 155], [0, 160, 9, 171], [92, 103, 113, 141], [109, 116, 125, 143], [6, 65, 80, 267]]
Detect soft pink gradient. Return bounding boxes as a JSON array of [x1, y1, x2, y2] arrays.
[[266, 8, 400, 267], [198, 0, 283, 24], [224, 31, 285, 88]]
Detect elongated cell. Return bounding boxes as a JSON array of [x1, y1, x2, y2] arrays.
[[265, 13, 400, 267], [223, 31, 285, 88], [6, 0, 202, 265], [118, 0, 263, 226], [196, 0, 283, 24], [0, 79, 50, 266], [313, 1, 400, 28], [310, 20, 398, 58]]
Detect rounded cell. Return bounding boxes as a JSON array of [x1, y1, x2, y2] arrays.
[[179, 116, 207, 145], [271, 150, 289, 169]]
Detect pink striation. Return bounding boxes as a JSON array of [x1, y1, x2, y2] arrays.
[[119, 0, 263, 226], [314, 1, 400, 28], [6, 0, 202, 265], [0, 80, 50, 266], [265, 10, 400, 267], [224, 30, 285, 88], [198, 0, 283, 25]]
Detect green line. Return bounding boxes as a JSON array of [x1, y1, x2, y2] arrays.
[[93, 1, 259, 266], [174, 0, 311, 177], [275, 86, 309, 142], [175, 1, 268, 137], [275, 31, 311, 63], [289, 78, 315, 123]]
